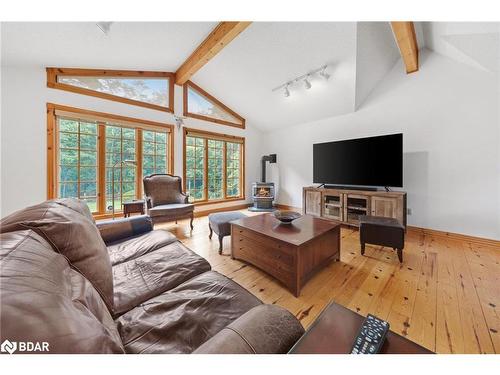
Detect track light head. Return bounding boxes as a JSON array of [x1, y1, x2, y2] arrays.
[[319, 67, 331, 80], [304, 76, 312, 90], [96, 22, 113, 35], [284, 85, 291, 97]]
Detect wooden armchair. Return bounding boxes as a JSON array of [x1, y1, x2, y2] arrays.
[[143, 174, 194, 229]]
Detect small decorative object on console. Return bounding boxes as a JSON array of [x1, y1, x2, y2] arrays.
[[273, 210, 301, 224], [351, 314, 390, 354]]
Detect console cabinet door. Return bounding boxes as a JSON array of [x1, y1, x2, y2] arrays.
[[371, 196, 398, 219], [304, 190, 322, 216]]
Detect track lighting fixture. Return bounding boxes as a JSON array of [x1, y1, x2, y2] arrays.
[[271, 64, 330, 96], [319, 67, 331, 80], [283, 85, 291, 97], [304, 76, 312, 89]]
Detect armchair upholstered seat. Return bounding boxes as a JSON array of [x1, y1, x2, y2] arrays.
[[143, 174, 194, 229]]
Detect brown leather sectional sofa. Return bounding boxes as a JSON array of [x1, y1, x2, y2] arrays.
[[0, 198, 304, 354]]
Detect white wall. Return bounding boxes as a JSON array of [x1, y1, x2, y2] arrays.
[[0, 65, 264, 217], [354, 22, 400, 109], [265, 49, 500, 240]]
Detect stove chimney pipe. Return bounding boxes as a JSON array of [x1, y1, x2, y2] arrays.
[[261, 154, 277, 182]]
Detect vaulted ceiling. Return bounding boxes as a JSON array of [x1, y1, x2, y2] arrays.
[[1, 22, 217, 70], [2, 21, 498, 132]]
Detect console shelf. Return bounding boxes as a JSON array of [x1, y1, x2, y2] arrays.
[[303, 187, 407, 228]]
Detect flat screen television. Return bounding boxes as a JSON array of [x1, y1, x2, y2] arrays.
[[313, 133, 403, 188]]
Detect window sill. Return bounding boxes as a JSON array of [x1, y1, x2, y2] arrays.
[[192, 197, 246, 206]]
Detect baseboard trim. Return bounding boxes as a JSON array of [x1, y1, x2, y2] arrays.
[[275, 204, 499, 247], [194, 203, 252, 218], [275, 204, 302, 212], [407, 226, 500, 247]]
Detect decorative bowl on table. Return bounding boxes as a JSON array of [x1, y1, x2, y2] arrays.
[[273, 210, 302, 224]]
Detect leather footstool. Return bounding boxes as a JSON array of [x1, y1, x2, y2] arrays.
[[208, 211, 247, 254], [359, 215, 405, 262]]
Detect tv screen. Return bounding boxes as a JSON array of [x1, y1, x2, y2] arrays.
[[313, 133, 403, 187]]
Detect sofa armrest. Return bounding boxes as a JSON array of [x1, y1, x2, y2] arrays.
[[96, 215, 153, 245], [193, 304, 305, 354]]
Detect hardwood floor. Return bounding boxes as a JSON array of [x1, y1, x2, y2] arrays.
[[157, 210, 500, 354]]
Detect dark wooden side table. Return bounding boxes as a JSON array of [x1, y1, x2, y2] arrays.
[[122, 200, 145, 218], [290, 302, 433, 354]]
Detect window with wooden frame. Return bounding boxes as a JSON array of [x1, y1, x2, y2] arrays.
[[183, 81, 245, 129], [47, 68, 175, 113], [183, 127, 245, 204], [47, 103, 174, 218]]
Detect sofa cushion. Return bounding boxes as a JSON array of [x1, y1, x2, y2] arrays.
[[112, 240, 211, 316], [115, 270, 262, 353], [108, 229, 178, 266], [0, 198, 114, 311], [55, 197, 95, 223], [148, 203, 194, 218], [0, 230, 124, 353]]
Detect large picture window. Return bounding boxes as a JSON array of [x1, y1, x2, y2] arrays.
[[183, 128, 245, 204], [47, 68, 175, 113], [47, 103, 174, 217], [183, 81, 245, 129], [57, 118, 99, 212]]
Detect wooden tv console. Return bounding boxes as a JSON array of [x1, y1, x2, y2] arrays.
[[303, 187, 407, 228]]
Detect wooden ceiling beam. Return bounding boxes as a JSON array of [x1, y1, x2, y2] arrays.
[[391, 22, 419, 74], [175, 22, 251, 85]]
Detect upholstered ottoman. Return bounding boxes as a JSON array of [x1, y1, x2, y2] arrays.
[[359, 215, 405, 263], [208, 211, 247, 254]]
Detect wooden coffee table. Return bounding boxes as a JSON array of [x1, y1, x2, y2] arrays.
[[230, 214, 340, 297], [290, 302, 433, 354]]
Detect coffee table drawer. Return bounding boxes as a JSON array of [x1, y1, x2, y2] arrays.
[[238, 236, 294, 269], [233, 226, 294, 254], [234, 242, 293, 287]]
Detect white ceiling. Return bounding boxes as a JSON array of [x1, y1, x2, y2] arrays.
[[422, 22, 499, 74], [1, 22, 217, 70], [192, 22, 358, 131], [1, 21, 498, 132]]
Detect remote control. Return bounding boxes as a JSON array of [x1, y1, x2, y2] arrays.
[[350, 314, 390, 354]]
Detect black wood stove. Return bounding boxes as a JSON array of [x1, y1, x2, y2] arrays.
[[249, 154, 277, 212]]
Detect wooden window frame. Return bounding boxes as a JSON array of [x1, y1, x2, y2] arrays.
[[47, 103, 174, 219], [183, 80, 246, 129], [57, 118, 99, 212], [183, 127, 245, 206], [104, 125, 137, 212], [47, 68, 175, 113]]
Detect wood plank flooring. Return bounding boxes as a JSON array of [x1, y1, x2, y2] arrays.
[[157, 210, 500, 354]]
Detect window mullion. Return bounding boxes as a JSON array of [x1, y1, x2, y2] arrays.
[[77, 120, 81, 199], [136, 128, 143, 199], [223, 141, 227, 199], [204, 138, 208, 201], [97, 123, 106, 214]]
